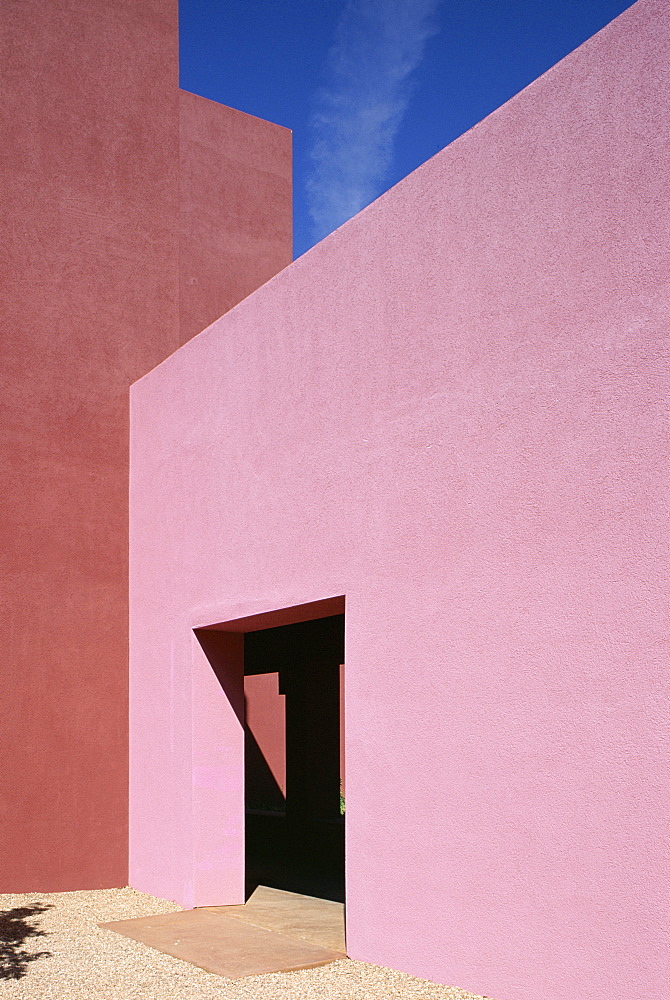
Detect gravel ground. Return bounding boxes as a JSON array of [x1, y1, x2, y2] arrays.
[[0, 887, 489, 1000]]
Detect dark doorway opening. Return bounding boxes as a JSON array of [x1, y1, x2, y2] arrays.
[[244, 614, 345, 903]]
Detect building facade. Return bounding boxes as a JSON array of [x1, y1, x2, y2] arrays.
[[2, 1, 667, 999], [129, 3, 668, 999], [1, 0, 291, 892]]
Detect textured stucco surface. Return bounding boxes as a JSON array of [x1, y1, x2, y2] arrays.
[[1, 0, 181, 894], [179, 91, 292, 344], [1, 0, 292, 892], [130, 2, 668, 999], [245, 673, 287, 797]]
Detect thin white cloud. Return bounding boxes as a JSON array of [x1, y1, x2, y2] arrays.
[[307, 0, 441, 243]]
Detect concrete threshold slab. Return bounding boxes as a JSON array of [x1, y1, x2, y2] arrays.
[[207, 884, 346, 954], [100, 886, 345, 979]]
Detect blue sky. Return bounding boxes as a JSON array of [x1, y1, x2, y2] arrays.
[[179, 0, 634, 259]]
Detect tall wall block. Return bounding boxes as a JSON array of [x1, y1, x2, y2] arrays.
[[1, 0, 291, 892], [129, 2, 669, 998]]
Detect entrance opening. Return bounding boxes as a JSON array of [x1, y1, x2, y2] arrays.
[[244, 614, 345, 903]]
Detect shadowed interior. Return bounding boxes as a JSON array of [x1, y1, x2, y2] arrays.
[[244, 615, 345, 903]]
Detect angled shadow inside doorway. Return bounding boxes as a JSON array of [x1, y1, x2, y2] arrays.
[[244, 614, 345, 903]]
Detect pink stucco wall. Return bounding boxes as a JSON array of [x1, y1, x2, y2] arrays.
[[129, 2, 669, 998]]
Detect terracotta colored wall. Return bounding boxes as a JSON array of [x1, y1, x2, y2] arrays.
[[179, 91, 292, 343], [1, 0, 291, 892], [244, 615, 344, 824], [0, 0, 180, 894], [244, 645, 346, 810], [129, 2, 668, 997], [244, 673, 287, 801]]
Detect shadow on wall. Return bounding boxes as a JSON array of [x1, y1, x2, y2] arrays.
[[244, 616, 345, 903], [0, 904, 52, 979], [194, 612, 346, 902], [194, 628, 245, 725], [245, 703, 286, 815]]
